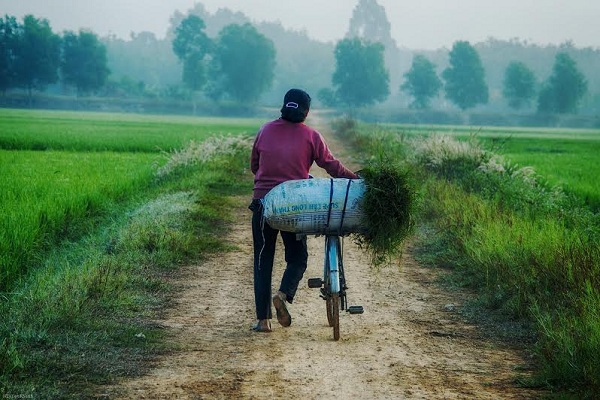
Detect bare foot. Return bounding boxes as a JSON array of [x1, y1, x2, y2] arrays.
[[251, 319, 272, 332], [273, 292, 291, 327]]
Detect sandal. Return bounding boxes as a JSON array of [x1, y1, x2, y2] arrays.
[[251, 320, 272, 333], [273, 293, 292, 327]]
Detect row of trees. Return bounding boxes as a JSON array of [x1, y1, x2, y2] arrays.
[[0, 4, 593, 117], [400, 41, 588, 113], [170, 14, 391, 109], [174, 0, 598, 116], [167, 4, 590, 115], [0, 12, 279, 105], [0, 15, 109, 98], [170, 15, 391, 110]]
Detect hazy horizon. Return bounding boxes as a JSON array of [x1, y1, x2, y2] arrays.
[[1, 0, 599, 50]]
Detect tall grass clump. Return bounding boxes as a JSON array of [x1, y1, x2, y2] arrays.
[[354, 156, 418, 266], [337, 119, 600, 395], [332, 117, 419, 266]]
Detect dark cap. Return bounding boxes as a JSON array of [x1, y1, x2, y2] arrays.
[[283, 88, 311, 112], [281, 89, 311, 123]]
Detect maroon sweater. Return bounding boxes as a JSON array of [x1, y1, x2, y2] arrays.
[[250, 118, 358, 199]]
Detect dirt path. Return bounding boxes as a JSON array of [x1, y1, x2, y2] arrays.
[[106, 116, 542, 399]]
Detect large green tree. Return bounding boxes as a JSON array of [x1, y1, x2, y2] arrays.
[[400, 55, 441, 109], [208, 23, 275, 103], [61, 30, 109, 96], [13, 15, 60, 98], [537, 52, 588, 114], [442, 41, 488, 110], [348, 0, 395, 49], [332, 38, 389, 108], [0, 15, 19, 94], [502, 61, 536, 110], [172, 15, 212, 92]]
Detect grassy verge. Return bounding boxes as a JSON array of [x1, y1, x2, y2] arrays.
[[336, 117, 600, 397], [381, 123, 600, 210], [0, 132, 254, 398]]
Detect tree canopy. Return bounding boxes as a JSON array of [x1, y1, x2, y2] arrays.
[[332, 38, 389, 108], [348, 0, 395, 49], [537, 52, 588, 114], [61, 30, 109, 96], [0, 16, 19, 93], [400, 55, 441, 109], [172, 15, 212, 92], [14, 15, 61, 95], [442, 41, 489, 110], [502, 61, 536, 110], [208, 23, 275, 103]]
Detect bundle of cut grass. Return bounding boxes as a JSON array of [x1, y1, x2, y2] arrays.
[[353, 157, 417, 267]]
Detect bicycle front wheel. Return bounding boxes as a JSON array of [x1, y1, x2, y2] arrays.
[[326, 295, 334, 327], [324, 236, 341, 341], [329, 293, 340, 340]]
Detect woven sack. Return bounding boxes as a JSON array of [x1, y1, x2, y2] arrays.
[[262, 178, 365, 235]]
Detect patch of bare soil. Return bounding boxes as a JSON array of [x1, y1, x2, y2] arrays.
[[104, 115, 543, 399]]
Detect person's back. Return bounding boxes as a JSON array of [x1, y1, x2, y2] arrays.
[[251, 118, 355, 199]]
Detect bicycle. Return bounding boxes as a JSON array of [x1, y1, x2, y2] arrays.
[[262, 176, 364, 340], [307, 235, 363, 341]]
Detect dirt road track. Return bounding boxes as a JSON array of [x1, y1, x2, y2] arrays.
[[105, 117, 543, 399]]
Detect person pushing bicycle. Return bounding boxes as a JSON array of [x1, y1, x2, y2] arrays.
[[249, 88, 358, 333]]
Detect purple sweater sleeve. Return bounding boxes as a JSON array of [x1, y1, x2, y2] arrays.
[[312, 131, 358, 179], [250, 133, 260, 175]]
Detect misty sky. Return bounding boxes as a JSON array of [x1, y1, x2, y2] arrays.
[[1, 0, 599, 49]]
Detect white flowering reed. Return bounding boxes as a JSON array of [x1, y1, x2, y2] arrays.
[[409, 134, 565, 201], [409, 134, 487, 168], [477, 155, 507, 174], [156, 135, 253, 178], [129, 191, 196, 220]]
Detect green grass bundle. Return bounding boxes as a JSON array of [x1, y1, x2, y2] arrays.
[[354, 158, 418, 267]]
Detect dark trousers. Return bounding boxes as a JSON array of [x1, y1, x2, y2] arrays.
[[250, 200, 308, 320]]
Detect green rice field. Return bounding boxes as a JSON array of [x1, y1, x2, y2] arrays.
[[0, 108, 257, 152], [0, 109, 259, 290], [493, 137, 600, 209]]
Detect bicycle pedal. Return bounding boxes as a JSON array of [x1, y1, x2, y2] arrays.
[[319, 288, 328, 300], [347, 305, 364, 314], [307, 278, 323, 288]]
